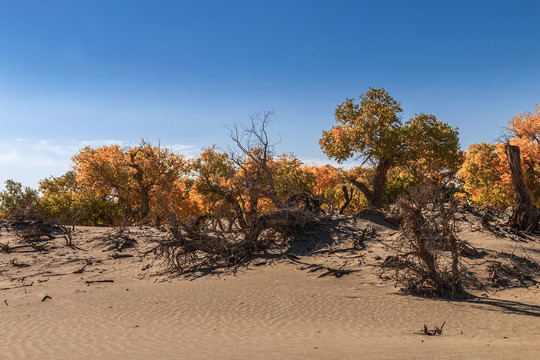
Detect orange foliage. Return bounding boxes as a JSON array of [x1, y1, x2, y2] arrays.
[[302, 165, 339, 197], [72, 140, 188, 222], [458, 105, 540, 207]]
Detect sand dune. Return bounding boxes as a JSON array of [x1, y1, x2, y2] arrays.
[[1, 215, 539, 359]]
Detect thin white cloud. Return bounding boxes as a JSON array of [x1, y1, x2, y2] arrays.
[[0, 151, 21, 165], [79, 139, 125, 147], [300, 157, 362, 170], [0, 138, 200, 188], [167, 144, 198, 154], [0, 148, 66, 169], [76, 140, 198, 155], [34, 139, 76, 155]]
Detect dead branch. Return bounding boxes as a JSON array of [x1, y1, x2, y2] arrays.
[[1, 243, 47, 253], [317, 267, 356, 278], [0, 282, 34, 291], [72, 266, 86, 274], [422, 321, 445, 336], [111, 253, 134, 259], [85, 280, 114, 284]]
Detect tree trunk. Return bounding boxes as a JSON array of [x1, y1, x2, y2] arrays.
[[128, 152, 151, 223], [350, 157, 392, 209], [505, 144, 539, 232], [372, 158, 392, 208], [339, 186, 353, 214], [139, 188, 150, 221]]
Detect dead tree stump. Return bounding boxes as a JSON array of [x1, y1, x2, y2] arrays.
[[505, 144, 539, 232]]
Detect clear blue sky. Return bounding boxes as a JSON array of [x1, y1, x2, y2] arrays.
[[1, 0, 539, 188]]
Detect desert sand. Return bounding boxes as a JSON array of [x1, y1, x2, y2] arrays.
[[1, 213, 539, 359]]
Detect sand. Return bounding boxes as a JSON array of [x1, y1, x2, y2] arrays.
[[1, 215, 539, 359]]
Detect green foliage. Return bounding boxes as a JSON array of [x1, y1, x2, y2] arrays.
[[273, 153, 315, 202], [320, 88, 461, 208], [382, 167, 414, 205], [403, 113, 463, 180], [320, 90, 461, 175], [38, 171, 122, 226], [320, 88, 404, 163], [0, 179, 39, 218]]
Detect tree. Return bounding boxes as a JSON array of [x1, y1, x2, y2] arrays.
[[228, 111, 283, 212], [504, 105, 540, 205], [72, 144, 130, 211], [302, 164, 348, 213], [272, 154, 312, 199], [456, 143, 513, 208], [320, 88, 461, 208], [505, 144, 539, 231], [38, 171, 121, 225], [190, 145, 240, 218], [503, 105, 540, 231], [72, 140, 188, 223], [0, 180, 39, 218], [457, 105, 539, 211], [404, 113, 463, 184]]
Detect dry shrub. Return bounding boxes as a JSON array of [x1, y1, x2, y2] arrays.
[[381, 180, 465, 297], [7, 206, 59, 243], [487, 252, 540, 288], [53, 208, 87, 247], [102, 214, 138, 252], [152, 206, 319, 273], [150, 112, 321, 273], [8, 205, 44, 223]]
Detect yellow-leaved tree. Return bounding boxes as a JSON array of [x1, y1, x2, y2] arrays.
[[320, 88, 461, 208], [72, 140, 188, 223], [458, 105, 539, 209], [456, 143, 513, 208]]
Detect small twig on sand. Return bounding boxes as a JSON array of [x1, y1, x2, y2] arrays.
[[72, 266, 86, 274], [9, 259, 31, 268], [42, 273, 69, 277], [85, 280, 114, 285], [422, 321, 446, 336], [111, 253, 134, 259], [317, 267, 356, 278], [0, 282, 34, 291], [297, 261, 357, 278]]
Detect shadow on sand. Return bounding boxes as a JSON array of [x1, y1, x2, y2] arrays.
[[466, 296, 540, 317]]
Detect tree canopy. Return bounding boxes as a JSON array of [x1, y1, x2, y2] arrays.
[[72, 140, 188, 223], [458, 104, 540, 208], [320, 88, 461, 208]]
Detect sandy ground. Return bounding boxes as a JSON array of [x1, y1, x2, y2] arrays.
[[1, 214, 539, 359]]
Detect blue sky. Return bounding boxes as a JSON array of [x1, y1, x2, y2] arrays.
[[1, 0, 539, 188]]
